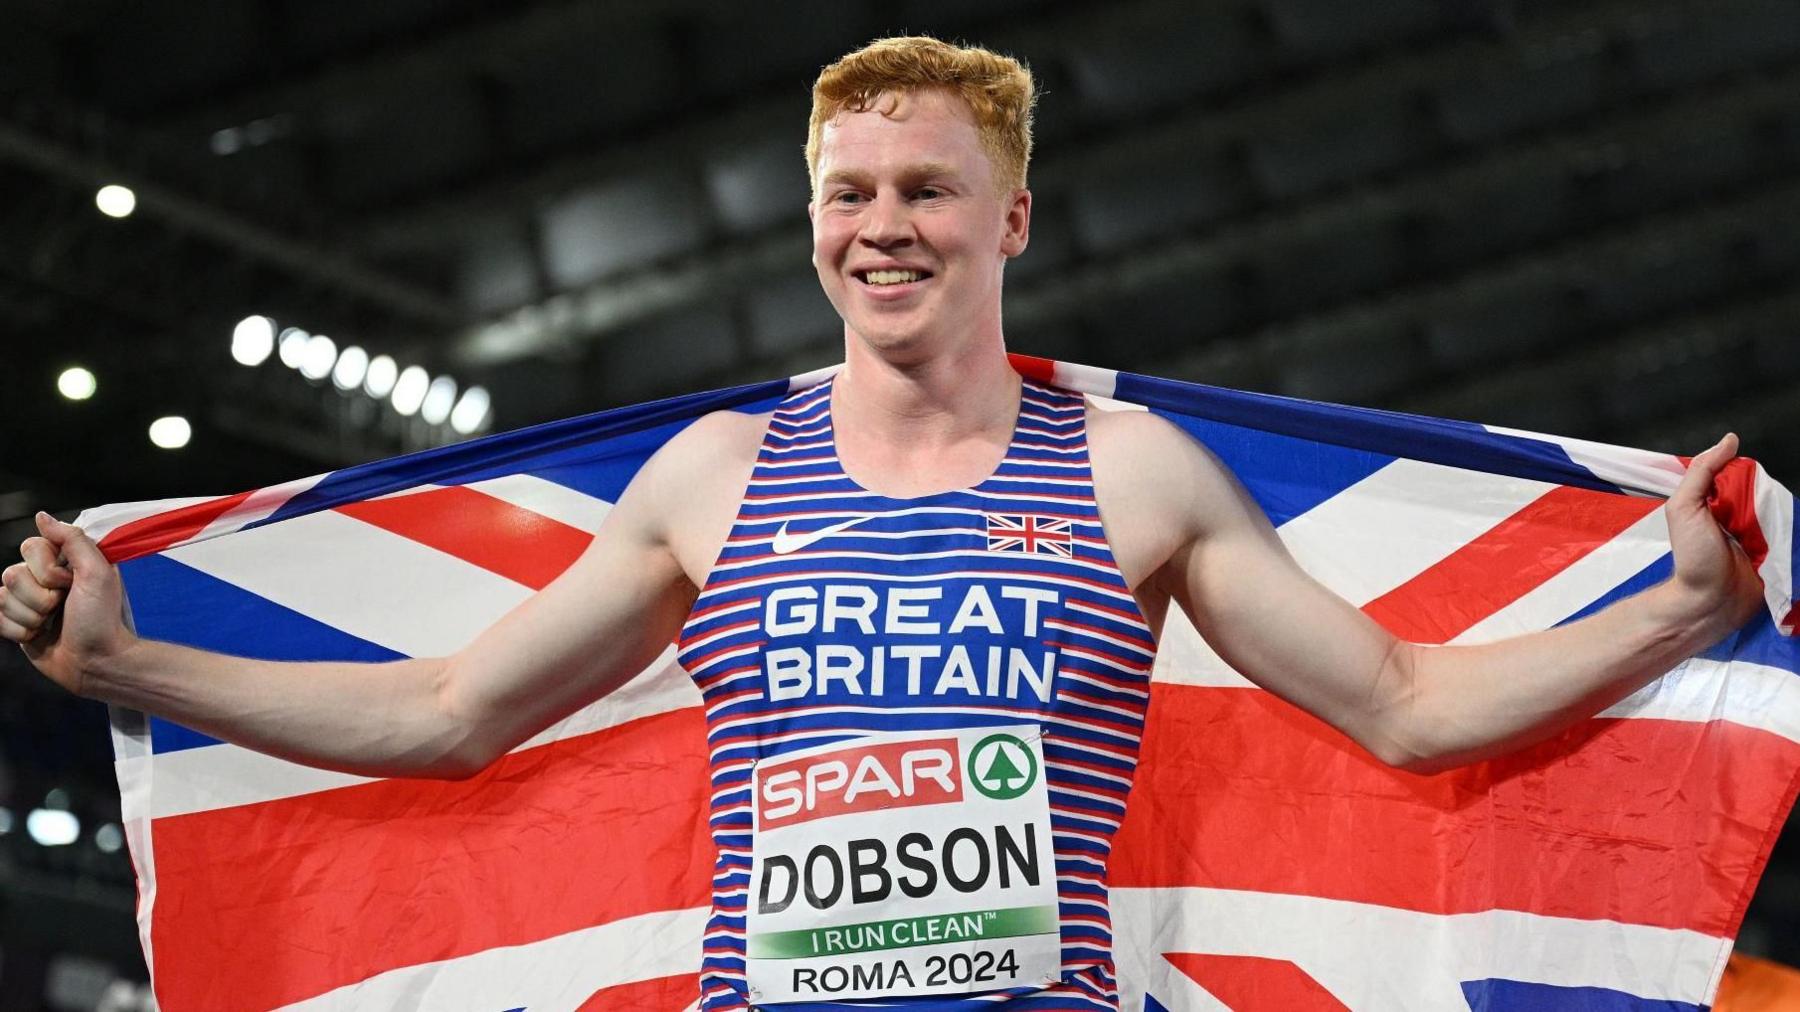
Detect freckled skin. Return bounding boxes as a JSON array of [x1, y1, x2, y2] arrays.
[[809, 89, 1028, 369]]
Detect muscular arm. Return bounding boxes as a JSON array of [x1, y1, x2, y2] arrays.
[[2, 412, 757, 779], [1094, 410, 1764, 772]]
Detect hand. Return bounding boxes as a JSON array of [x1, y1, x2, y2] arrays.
[[1663, 434, 1765, 634], [1, 512, 134, 696]]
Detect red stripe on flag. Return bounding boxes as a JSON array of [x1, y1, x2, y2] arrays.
[[1362, 486, 1661, 643], [335, 485, 594, 590], [147, 708, 711, 1011], [1708, 457, 1770, 571], [578, 973, 699, 1011], [1165, 953, 1350, 1010], [98, 491, 256, 563], [1008, 352, 1058, 384], [1112, 684, 1800, 936]]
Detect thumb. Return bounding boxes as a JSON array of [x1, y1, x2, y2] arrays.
[[35, 511, 112, 571], [1671, 433, 1738, 507]]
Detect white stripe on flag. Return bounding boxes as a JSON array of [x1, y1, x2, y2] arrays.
[[465, 474, 615, 534], [1604, 657, 1800, 745], [277, 905, 706, 1011], [1112, 886, 1724, 1012], [1277, 459, 1554, 607], [163, 510, 532, 657]]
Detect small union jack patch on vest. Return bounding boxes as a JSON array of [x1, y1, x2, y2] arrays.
[[985, 513, 1074, 557]]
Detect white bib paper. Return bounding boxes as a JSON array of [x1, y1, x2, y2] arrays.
[[744, 725, 1062, 1004]]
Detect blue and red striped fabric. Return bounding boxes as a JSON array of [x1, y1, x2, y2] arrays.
[[86, 356, 1798, 1010], [682, 379, 1154, 1009]]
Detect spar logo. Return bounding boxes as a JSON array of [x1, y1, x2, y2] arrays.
[[758, 738, 963, 830], [968, 733, 1037, 800]]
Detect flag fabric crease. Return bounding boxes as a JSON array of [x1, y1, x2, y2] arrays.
[[84, 356, 1800, 1010]]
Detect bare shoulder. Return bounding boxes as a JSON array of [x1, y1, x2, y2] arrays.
[[1084, 402, 1246, 589], [625, 408, 770, 587]]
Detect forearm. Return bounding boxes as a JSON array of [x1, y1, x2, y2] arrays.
[[86, 637, 477, 778], [1389, 581, 1739, 772]]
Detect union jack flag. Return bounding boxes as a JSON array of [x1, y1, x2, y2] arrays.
[[83, 354, 1797, 1010], [986, 512, 1075, 556]]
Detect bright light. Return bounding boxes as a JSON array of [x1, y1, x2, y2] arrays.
[[364, 355, 398, 398], [57, 367, 97, 401], [299, 334, 337, 381], [450, 386, 491, 435], [0, 809, 13, 834], [95, 184, 137, 218], [95, 822, 124, 854], [278, 327, 310, 368], [332, 345, 369, 391], [421, 375, 458, 425], [231, 315, 276, 366], [26, 808, 79, 847], [149, 416, 191, 450], [391, 365, 429, 416]]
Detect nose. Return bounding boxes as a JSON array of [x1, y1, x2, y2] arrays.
[[858, 191, 914, 249]]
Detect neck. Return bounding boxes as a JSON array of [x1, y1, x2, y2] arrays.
[[833, 326, 1021, 447]]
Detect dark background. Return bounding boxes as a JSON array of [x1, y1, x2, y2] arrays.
[[1, 1, 1797, 1008]]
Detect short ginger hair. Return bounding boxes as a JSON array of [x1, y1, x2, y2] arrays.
[[807, 36, 1037, 196]]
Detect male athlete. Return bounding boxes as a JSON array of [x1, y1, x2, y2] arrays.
[[0, 37, 1766, 1010]]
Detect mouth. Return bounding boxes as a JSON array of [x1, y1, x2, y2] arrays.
[[853, 268, 933, 287]]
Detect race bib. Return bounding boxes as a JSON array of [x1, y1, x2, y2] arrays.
[[744, 725, 1062, 1004]]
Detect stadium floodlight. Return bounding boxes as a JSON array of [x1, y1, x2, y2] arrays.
[[278, 328, 310, 368], [420, 375, 458, 425], [26, 808, 80, 847], [332, 345, 369, 391], [450, 386, 491, 435], [232, 315, 277, 366], [364, 354, 398, 398], [57, 366, 97, 401], [299, 334, 337, 381], [391, 365, 429, 416], [95, 184, 137, 218], [149, 416, 192, 450], [95, 822, 125, 854]]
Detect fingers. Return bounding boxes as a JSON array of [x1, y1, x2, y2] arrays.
[[33, 511, 109, 572], [3, 562, 62, 614], [0, 609, 38, 643], [20, 535, 72, 589]]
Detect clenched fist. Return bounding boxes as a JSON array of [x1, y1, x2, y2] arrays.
[[2, 512, 134, 697]]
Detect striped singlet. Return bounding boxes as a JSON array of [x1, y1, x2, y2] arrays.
[[677, 378, 1156, 1011]]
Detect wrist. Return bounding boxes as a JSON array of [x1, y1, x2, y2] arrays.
[[1645, 579, 1738, 649], [78, 628, 144, 702]]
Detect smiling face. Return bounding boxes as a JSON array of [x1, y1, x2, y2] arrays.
[[809, 89, 1030, 364]]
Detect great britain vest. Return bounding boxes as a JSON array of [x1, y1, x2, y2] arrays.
[[677, 378, 1155, 1011]]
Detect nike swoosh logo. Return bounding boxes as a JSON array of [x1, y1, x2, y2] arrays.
[[771, 515, 879, 554]]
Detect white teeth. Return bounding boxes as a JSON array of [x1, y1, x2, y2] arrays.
[[863, 269, 923, 285]]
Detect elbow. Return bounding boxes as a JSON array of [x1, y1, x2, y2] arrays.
[[430, 745, 498, 781], [1361, 733, 1439, 774], [1355, 641, 1469, 774], [424, 658, 505, 780]]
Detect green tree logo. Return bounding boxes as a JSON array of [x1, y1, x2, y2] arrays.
[[969, 733, 1038, 800]]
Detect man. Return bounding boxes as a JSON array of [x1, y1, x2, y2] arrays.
[[0, 36, 1766, 1011]]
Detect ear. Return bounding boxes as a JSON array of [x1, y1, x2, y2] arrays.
[[1000, 188, 1031, 258]]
